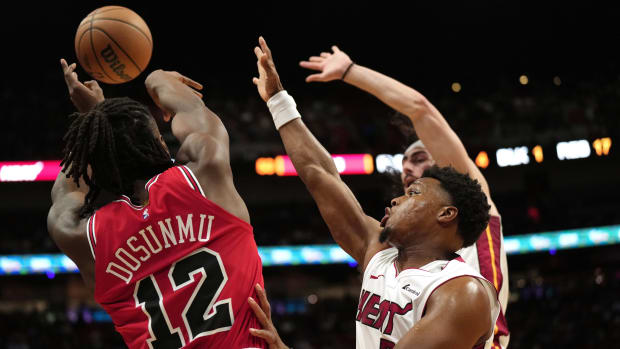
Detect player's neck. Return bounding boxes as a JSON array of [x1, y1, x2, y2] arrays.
[[395, 244, 452, 271], [133, 180, 149, 205]]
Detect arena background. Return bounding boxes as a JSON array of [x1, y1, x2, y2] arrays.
[[1, 2, 619, 348]]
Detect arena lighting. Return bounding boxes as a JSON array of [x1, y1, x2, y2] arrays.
[[475, 151, 490, 169], [519, 75, 529, 85], [556, 139, 591, 160], [375, 154, 404, 173], [0, 161, 61, 182], [255, 157, 276, 175], [256, 154, 374, 176], [532, 145, 544, 163], [2, 225, 619, 275], [592, 137, 612, 156], [451, 82, 461, 93], [496, 146, 529, 167]]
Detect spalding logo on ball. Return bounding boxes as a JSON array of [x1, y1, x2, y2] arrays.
[[75, 6, 152, 84]]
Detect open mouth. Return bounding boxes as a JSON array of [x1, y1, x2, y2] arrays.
[[380, 207, 391, 227]]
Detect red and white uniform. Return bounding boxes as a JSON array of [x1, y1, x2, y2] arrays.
[[356, 248, 500, 349], [86, 165, 266, 349], [458, 215, 510, 349]]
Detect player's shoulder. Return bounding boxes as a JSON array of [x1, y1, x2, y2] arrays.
[[427, 275, 491, 316], [144, 164, 198, 193], [363, 247, 397, 278]]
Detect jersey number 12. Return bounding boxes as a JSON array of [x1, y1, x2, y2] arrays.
[[134, 248, 233, 348]]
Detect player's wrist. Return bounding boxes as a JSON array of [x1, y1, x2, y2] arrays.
[[341, 61, 355, 80], [266, 90, 301, 130]]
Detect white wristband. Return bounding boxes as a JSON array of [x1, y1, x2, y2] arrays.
[[266, 90, 301, 130]]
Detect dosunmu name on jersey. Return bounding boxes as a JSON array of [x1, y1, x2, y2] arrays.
[[106, 213, 216, 283]]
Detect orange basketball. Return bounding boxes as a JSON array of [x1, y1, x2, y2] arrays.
[[74, 6, 153, 84]]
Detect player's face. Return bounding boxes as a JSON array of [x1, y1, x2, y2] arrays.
[[401, 147, 435, 191], [380, 177, 448, 246]]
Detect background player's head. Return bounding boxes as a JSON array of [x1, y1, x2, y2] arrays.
[[381, 165, 490, 254], [401, 140, 435, 191], [61, 97, 173, 218]]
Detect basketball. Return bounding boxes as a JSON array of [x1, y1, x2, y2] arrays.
[[74, 6, 152, 84]]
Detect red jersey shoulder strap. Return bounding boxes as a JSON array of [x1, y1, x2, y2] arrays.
[[85, 213, 97, 261], [172, 165, 206, 198]]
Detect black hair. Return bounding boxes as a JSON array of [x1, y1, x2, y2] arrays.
[[60, 97, 173, 218], [390, 112, 418, 144], [422, 165, 491, 247]]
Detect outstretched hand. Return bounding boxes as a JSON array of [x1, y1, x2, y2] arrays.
[[145, 69, 204, 122], [252, 37, 284, 102], [60, 58, 105, 112], [248, 284, 289, 349], [299, 46, 353, 83]]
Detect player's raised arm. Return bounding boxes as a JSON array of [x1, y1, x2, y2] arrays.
[[144, 69, 217, 144], [253, 37, 385, 269], [47, 59, 105, 291], [145, 70, 249, 223], [300, 48, 497, 215]]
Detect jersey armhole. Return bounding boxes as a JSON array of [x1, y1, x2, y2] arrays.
[[85, 214, 97, 261], [176, 165, 206, 197]]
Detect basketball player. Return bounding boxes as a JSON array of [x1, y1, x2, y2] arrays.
[[48, 59, 266, 349], [252, 37, 499, 348], [300, 47, 510, 349]]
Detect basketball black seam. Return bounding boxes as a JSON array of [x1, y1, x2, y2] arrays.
[[92, 27, 145, 73], [90, 9, 118, 83], [77, 27, 89, 60], [83, 18, 152, 45], [77, 7, 127, 29]]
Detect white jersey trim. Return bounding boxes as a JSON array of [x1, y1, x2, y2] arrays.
[[85, 215, 96, 261], [182, 165, 206, 198]]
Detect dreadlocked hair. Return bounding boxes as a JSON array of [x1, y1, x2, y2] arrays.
[[61, 97, 173, 218], [422, 165, 491, 247]]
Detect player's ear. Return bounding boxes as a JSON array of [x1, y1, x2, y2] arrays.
[[437, 206, 458, 225]]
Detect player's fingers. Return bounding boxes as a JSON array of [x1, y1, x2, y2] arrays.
[[60, 58, 69, 72], [186, 79, 203, 91], [299, 61, 322, 71], [252, 77, 259, 86], [84, 80, 100, 91], [320, 52, 331, 58], [176, 74, 202, 90], [332, 45, 341, 52], [192, 90, 203, 98], [308, 56, 324, 62], [254, 46, 263, 60], [249, 328, 275, 343], [248, 297, 270, 326], [259, 36, 272, 58], [254, 284, 271, 318], [256, 59, 265, 75], [259, 54, 271, 70], [305, 73, 324, 83]]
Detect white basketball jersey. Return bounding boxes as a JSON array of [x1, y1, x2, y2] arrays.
[[356, 248, 500, 349]]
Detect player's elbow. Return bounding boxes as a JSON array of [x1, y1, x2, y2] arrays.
[[301, 164, 338, 191], [404, 95, 433, 121]]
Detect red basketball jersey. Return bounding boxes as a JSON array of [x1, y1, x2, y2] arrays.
[[87, 165, 266, 349]]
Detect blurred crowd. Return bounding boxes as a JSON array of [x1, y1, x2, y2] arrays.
[[2, 70, 618, 163]]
